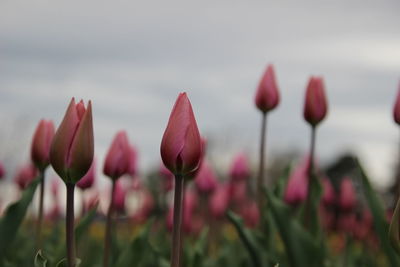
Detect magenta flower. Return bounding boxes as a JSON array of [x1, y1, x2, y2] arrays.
[[194, 160, 218, 194], [239, 200, 260, 228], [209, 183, 230, 219], [254, 64, 280, 113], [14, 163, 38, 190], [284, 158, 309, 205], [303, 76, 328, 126], [127, 144, 138, 177], [339, 177, 356, 212], [229, 153, 251, 181], [321, 178, 335, 207], [77, 159, 96, 190], [393, 82, 400, 125], [113, 180, 126, 213], [31, 119, 55, 171], [50, 98, 94, 184], [103, 131, 131, 180], [160, 92, 202, 176]]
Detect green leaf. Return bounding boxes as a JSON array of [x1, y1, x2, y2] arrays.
[[389, 198, 400, 253], [34, 250, 48, 267], [75, 205, 98, 244], [0, 177, 41, 263], [55, 258, 81, 267], [356, 159, 400, 266]]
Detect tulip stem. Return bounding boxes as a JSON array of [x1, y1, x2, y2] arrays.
[[66, 182, 76, 267], [257, 112, 267, 215], [304, 126, 317, 231], [35, 170, 45, 250], [171, 174, 184, 267], [103, 180, 116, 267]]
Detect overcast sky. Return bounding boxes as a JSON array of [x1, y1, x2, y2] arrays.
[[1, 0, 400, 190]]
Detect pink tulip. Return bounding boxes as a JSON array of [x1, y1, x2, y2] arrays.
[[303, 76, 328, 126], [393, 82, 400, 124], [127, 144, 138, 177], [194, 160, 218, 194], [337, 213, 356, 234], [354, 209, 372, 240], [0, 161, 5, 180], [239, 200, 260, 228], [321, 178, 335, 207], [50, 98, 94, 184], [113, 180, 126, 213], [159, 163, 174, 192], [31, 119, 55, 171], [209, 183, 230, 218], [14, 163, 38, 190], [228, 180, 248, 205], [104, 131, 132, 180], [77, 159, 96, 190], [254, 64, 280, 113], [160, 92, 202, 176], [284, 158, 309, 205], [229, 153, 251, 181], [339, 177, 356, 212]]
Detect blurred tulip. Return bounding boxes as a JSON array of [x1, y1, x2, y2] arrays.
[[209, 183, 230, 218], [51, 178, 60, 198], [159, 163, 174, 192], [339, 177, 356, 212], [393, 82, 400, 124], [160, 92, 202, 176], [337, 213, 356, 234], [77, 159, 96, 190], [284, 158, 309, 205], [14, 163, 37, 190], [113, 180, 126, 213], [228, 180, 247, 205], [31, 119, 55, 171], [354, 209, 372, 240], [229, 153, 251, 181], [303, 76, 328, 126], [127, 144, 138, 177], [104, 131, 132, 180], [50, 98, 94, 184], [321, 178, 335, 207], [84, 191, 100, 212], [0, 161, 5, 180], [254, 64, 280, 113], [194, 160, 217, 194], [239, 200, 260, 228]]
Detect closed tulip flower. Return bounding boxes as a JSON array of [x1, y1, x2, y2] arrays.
[[303, 76, 328, 126], [127, 144, 138, 177], [50, 98, 94, 184], [339, 177, 356, 212], [103, 131, 131, 180], [254, 64, 280, 113], [160, 92, 202, 176], [322, 178, 335, 207], [194, 160, 218, 194], [14, 163, 38, 190], [393, 82, 400, 125], [229, 153, 251, 181], [284, 158, 309, 205], [77, 159, 96, 190], [31, 119, 55, 171], [209, 183, 230, 219]]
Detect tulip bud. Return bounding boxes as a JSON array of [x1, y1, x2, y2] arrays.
[[303, 76, 328, 126], [127, 145, 138, 177], [0, 161, 5, 180], [239, 200, 260, 228], [393, 82, 400, 125], [50, 98, 94, 184], [209, 183, 230, 218], [284, 158, 309, 205], [77, 159, 96, 190], [254, 64, 280, 113], [113, 181, 126, 213], [31, 119, 55, 171], [103, 131, 131, 180], [194, 160, 218, 194], [321, 178, 335, 207], [14, 163, 38, 190], [338, 177, 356, 212], [160, 92, 202, 176], [228, 180, 247, 205], [229, 153, 251, 181]]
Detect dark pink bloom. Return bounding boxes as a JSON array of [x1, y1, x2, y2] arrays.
[[339, 177, 356, 212], [194, 160, 218, 194], [160, 92, 202, 176], [113, 181, 126, 213], [321, 178, 335, 207], [239, 200, 260, 228], [77, 159, 96, 190], [228, 180, 248, 205], [14, 163, 38, 190], [303, 76, 328, 126], [159, 163, 174, 192], [127, 145, 138, 177], [0, 161, 5, 180], [284, 158, 309, 205], [31, 119, 55, 171], [103, 131, 131, 180], [50, 98, 94, 184], [393, 82, 400, 125], [209, 183, 230, 218], [229, 153, 251, 181], [254, 64, 280, 113]]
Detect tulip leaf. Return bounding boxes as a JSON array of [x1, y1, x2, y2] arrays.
[[389, 198, 400, 254], [187, 228, 209, 267], [55, 258, 81, 267], [34, 250, 48, 267], [0, 177, 40, 263], [356, 159, 400, 266], [75, 205, 98, 244]]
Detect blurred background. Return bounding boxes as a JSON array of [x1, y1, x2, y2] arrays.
[[0, 0, 399, 193]]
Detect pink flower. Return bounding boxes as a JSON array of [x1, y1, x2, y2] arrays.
[[159, 163, 174, 192], [113, 180, 126, 213], [303, 76, 328, 126], [254, 64, 280, 113], [239, 200, 260, 228], [77, 159, 96, 190], [127, 145, 138, 177], [228, 180, 248, 205], [229, 153, 251, 181], [31, 119, 55, 171], [393, 82, 400, 125], [160, 92, 202, 176], [0, 161, 5, 180], [321, 178, 335, 207], [194, 160, 218, 194], [209, 183, 230, 218], [103, 131, 131, 180], [284, 158, 309, 205], [50, 98, 94, 184], [338, 177, 356, 212], [14, 163, 38, 190]]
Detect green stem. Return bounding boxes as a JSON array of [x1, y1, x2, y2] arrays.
[[257, 112, 267, 215], [66, 183, 76, 267], [171, 174, 184, 267], [103, 180, 116, 267]]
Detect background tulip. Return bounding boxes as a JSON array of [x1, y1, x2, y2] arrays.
[[103, 131, 131, 180], [209, 183, 230, 219], [254, 64, 280, 113], [303, 76, 328, 126], [77, 159, 96, 190], [229, 153, 251, 181], [14, 163, 37, 190], [194, 160, 217, 194], [393, 82, 400, 125], [284, 158, 309, 205], [339, 177, 356, 212], [31, 119, 55, 171]]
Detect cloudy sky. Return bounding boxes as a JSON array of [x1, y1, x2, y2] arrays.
[[1, 0, 400, 189]]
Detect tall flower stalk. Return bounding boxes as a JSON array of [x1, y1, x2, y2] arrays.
[[161, 92, 202, 267]]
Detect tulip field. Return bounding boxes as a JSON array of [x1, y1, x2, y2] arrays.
[[1, 65, 400, 267]]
